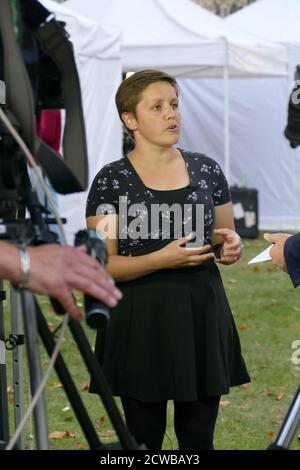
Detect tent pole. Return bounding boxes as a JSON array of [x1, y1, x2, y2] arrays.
[[223, 37, 230, 181]]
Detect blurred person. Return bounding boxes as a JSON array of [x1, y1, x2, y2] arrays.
[[86, 70, 250, 450]]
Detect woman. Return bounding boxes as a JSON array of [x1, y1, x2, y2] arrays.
[[86, 70, 250, 450]]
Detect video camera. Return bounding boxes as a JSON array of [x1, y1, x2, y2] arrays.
[[285, 65, 300, 148], [0, 0, 109, 329]]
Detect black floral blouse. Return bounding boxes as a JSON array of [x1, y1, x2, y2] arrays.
[[86, 149, 231, 256]]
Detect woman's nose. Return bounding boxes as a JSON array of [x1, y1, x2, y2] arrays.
[[165, 105, 175, 119]]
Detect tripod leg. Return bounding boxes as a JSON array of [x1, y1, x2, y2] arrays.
[[68, 319, 140, 450], [21, 291, 49, 450], [10, 286, 26, 449], [35, 300, 103, 450], [0, 282, 9, 449], [268, 386, 300, 450]]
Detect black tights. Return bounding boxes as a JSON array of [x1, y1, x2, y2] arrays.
[[121, 395, 220, 450]]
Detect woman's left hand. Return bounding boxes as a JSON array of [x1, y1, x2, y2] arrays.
[[213, 228, 243, 265]]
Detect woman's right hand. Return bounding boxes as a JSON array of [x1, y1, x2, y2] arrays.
[[155, 234, 215, 269]]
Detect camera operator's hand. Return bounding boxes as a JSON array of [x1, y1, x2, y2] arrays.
[[264, 233, 293, 272], [1, 242, 122, 321]]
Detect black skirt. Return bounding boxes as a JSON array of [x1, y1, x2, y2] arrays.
[[90, 259, 250, 402]]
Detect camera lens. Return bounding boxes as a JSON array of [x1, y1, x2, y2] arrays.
[[75, 229, 110, 329]]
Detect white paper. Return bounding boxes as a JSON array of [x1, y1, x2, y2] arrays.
[[248, 245, 272, 265]]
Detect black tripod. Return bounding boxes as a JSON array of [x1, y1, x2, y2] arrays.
[[268, 386, 300, 450], [0, 163, 140, 451]]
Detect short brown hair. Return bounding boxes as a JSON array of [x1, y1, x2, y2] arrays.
[[115, 69, 179, 139]]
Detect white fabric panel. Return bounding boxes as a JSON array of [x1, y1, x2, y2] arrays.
[[67, 0, 288, 77], [226, 1, 300, 229], [39, 0, 122, 244], [228, 0, 300, 45], [58, 58, 122, 244], [178, 77, 300, 230]]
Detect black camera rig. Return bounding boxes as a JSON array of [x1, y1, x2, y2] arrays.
[[0, 0, 138, 451]]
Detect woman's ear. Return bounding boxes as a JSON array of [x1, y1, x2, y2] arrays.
[[122, 112, 137, 132]]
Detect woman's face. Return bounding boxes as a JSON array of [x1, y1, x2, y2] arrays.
[[124, 80, 181, 148]]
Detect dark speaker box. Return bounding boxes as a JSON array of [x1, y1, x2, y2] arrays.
[[230, 186, 259, 238]]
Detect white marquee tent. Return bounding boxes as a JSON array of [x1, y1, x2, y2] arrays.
[[65, 0, 289, 233], [223, 0, 300, 230], [38, 0, 122, 243], [67, 0, 287, 176]]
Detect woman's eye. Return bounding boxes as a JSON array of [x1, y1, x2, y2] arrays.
[[153, 105, 161, 110], [172, 103, 179, 109]]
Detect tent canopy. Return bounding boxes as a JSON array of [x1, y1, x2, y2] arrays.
[[67, 0, 288, 78], [41, 0, 121, 59], [228, 0, 300, 45]]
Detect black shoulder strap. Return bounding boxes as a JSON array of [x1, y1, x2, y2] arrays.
[[32, 9, 88, 191]]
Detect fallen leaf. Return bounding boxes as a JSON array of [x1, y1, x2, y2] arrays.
[[253, 266, 260, 273], [267, 267, 276, 272], [99, 416, 105, 427], [64, 416, 73, 422], [239, 383, 250, 389], [7, 386, 14, 393], [76, 442, 85, 449], [50, 382, 63, 389], [287, 316, 295, 321], [228, 278, 237, 284], [268, 432, 276, 439], [241, 312, 254, 320], [292, 306, 300, 313], [237, 404, 250, 410], [238, 324, 248, 331], [220, 400, 230, 407], [49, 431, 67, 440], [81, 384, 89, 392], [99, 430, 116, 438], [62, 406, 71, 412], [276, 393, 285, 401]]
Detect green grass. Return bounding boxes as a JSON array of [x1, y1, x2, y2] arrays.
[[3, 234, 300, 450]]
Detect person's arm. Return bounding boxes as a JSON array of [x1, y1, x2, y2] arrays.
[[86, 215, 214, 282], [212, 202, 243, 265], [0, 241, 122, 321]]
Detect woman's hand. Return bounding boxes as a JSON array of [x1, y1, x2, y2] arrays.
[[213, 228, 243, 265], [156, 234, 215, 269]]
